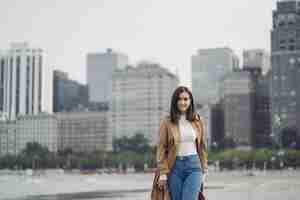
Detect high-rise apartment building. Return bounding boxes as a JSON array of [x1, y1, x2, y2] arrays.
[[112, 62, 179, 145], [192, 47, 239, 105], [86, 49, 128, 105], [0, 43, 49, 120], [271, 0, 300, 145]]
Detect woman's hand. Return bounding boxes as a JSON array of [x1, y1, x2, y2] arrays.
[[158, 179, 167, 190], [158, 174, 167, 189]]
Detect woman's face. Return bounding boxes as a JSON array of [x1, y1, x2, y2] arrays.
[[177, 91, 191, 114]]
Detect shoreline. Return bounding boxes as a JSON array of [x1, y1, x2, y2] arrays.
[[1, 170, 300, 200]]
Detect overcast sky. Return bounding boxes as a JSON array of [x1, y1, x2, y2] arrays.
[[0, 0, 278, 87]]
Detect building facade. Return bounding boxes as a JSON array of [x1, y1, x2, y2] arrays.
[[53, 70, 89, 112], [16, 114, 59, 154], [223, 71, 254, 149], [55, 112, 112, 153], [112, 62, 179, 145], [86, 49, 128, 104], [243, 49, 272, 148], [195, 104, 212, 150], [191, 47, 239, 105], [0, 120, 17, 155], [0, 43, 47, 120], [210, 101, 225, 149], [271, 0, 300, 145], [0, 114, 58, 156]]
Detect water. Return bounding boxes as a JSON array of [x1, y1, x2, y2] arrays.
[[0, 169, 300, 200]]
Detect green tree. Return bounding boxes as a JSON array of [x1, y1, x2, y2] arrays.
[[113, 132, 151, 153], [21, 142, 50, 169]]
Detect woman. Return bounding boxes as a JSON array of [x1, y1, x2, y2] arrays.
[[153, 86, 208, 200]]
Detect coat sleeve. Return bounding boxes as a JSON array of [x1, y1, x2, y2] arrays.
[[156, 117, 170, 176], [199, 117, 208, 172]]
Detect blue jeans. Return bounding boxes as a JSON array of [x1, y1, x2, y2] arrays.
[[167, 154, 202, 200]]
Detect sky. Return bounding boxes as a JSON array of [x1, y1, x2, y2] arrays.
[[0, 0, 278, 88]]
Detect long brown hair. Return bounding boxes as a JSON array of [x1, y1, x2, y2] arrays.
[[170, 86, 196, 124]]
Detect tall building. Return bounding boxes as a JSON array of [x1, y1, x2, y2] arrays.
[[86, 49, 129, 105], [53, 70, 89, 112], [243, 49, 272, 148], [223, 71, 254, 149], [191, 47, 239, 105], [0, 43, 49, 120], [112, 62, 179, 145], [271, 0, 300, 145]]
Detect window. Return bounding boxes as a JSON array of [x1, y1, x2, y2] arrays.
[[280, 46, 286, 50], [280, 39, 286, 44], [289, 45, 295, 51], [290, 90, 296, 96], [289, 58, 295, 64]]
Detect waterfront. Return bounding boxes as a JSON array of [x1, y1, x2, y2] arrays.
[[0, 170, 300, 200]]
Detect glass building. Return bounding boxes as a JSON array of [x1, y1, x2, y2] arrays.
[[271, 0, 300, 145]]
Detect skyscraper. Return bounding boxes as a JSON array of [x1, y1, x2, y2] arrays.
[[271, 0, 300, 146], [191, 47, 239, 105], [0, 43, 47, 120], [243, 49, 271, 148], [86, 49, 129, 105]]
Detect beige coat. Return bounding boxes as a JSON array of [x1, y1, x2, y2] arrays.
[[156, 114, 208, 177], [151, 114, 208, 200]]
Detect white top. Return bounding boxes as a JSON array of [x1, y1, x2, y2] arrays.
[[177, 115, 198, 156]]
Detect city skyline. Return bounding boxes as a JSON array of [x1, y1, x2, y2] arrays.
[[0, 0, 277, 87]]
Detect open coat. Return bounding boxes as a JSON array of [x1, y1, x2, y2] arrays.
[[151, 114, 208, 200]]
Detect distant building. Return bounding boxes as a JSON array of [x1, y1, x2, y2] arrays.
[[0, 114, 59, 155], [243, 49, 270, 75], [55, 111, 112, 153], [210, 101, 225, 149], [192, 47, 239, 105], [223, 71, 254, 149], [243, 49, 272, 148], [16, 114, 59, 154], [195, 104, 212, 149], [0, 111, 112, 155], [0, 42, 51, 120], [53, 70, 88, 112], [271, 0, 300, 145], [112, 62, 179, 145], [86, 49, 128, 105]]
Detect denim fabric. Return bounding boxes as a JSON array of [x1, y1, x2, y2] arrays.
[[167, 154, 202, 200]]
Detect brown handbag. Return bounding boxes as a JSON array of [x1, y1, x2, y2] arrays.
[[198, 184, 206, 200], [151, 169, 171, 200]]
